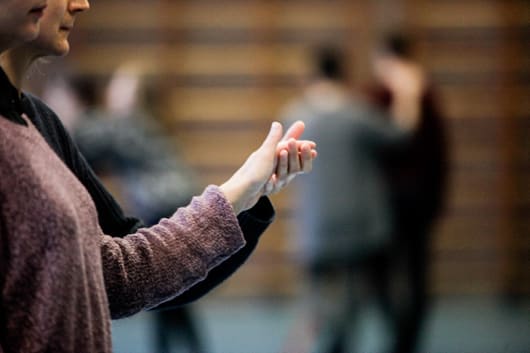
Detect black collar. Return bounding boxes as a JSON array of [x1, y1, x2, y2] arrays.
[[0, 67, 27, 126]]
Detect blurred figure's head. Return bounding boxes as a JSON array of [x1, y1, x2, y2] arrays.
[[70, 74, 104, 109], [303, 45, 351, 110], [372, 32, 418, 87], [311, 45, 348, 83], [379, 32, 414, 60]]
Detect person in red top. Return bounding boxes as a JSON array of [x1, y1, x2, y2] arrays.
[[367, 33, 449, 353]]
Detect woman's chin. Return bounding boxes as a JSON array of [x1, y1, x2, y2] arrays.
[[51, 42, 70, 57]]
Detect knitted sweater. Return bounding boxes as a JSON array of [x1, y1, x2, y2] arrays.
[[0, 115, 245, 352]]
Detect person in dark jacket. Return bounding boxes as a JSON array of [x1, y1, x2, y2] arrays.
[[2, 0, 316, 310], [0, 0, 317, 351]]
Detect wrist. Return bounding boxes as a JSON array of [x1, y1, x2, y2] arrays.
[[219, 179, 250, 215]]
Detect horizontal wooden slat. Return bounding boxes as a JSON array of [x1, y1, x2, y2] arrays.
[[438, 86, 527, 119], [69, 44, 313, 77], [407, 0, 527, 28], [81, 1, 364, 31], [77, 2, 164, 30], [162, 44, 313, 76], [423, 46, 526, 77], [68, 45, 166, 74], [177, 128, 264, 167], [169, 87, 295, 122], [434, 222, 501, 252]]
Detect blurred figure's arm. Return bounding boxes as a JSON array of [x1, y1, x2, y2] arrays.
[[372, 55, 426, 132]]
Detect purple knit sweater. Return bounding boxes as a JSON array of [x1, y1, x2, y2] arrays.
[[0, 115, 245, 352]]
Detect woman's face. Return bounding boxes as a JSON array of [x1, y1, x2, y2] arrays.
[[33, 0, 89, 57], [0, 0, 48, 48]]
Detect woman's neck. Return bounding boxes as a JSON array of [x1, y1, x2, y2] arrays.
[[0, 47, 36, 91]]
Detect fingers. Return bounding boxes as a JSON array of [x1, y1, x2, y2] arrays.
[[299, 142, 314, 173], [259, 120, 317, 196], [275, 138, 315, 182], [275, 139, 301, 180], [286, 141, 314, 174], [287, 139, 301, 174], [276, 140, 316, 154], [281, 120, 305, 141], [276, 148, 289, 181]]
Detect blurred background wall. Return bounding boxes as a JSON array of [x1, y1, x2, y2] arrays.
[[28, 0, 529, 300]]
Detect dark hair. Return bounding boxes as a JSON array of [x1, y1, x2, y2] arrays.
[[313, 46, 346, 81], [71, 74, 105, 107], [382, 33, 413, 58]]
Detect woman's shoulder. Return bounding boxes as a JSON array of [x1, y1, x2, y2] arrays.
[[22, 93, 59, 118], [22, 92, 69, 135]]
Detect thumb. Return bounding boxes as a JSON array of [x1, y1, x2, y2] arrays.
[[261, 121, 283, 152]]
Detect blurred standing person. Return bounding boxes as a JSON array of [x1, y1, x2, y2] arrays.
[[281, 46, 424, 353], [367, 33, 449, 353], [73, 63, 199, 226], [72, 64, 207, 353]]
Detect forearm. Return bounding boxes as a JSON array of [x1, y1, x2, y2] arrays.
[[151, 196, 274, 309], [101, 186, 245, 319]]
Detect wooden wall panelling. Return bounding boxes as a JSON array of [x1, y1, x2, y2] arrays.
[[407, 0, 519, 28], [169, 87, 298, 124], [497, 0, 530, 297], [63, 0, 529, 298], [402, 0, 525, 297]]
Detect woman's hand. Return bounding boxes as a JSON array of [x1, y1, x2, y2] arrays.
[[220, 121, 316, 214], [266, 121, 316, 194]]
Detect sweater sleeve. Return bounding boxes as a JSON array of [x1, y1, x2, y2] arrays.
[[100, 185, 245, 319], [152, 195, 274, 309]]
